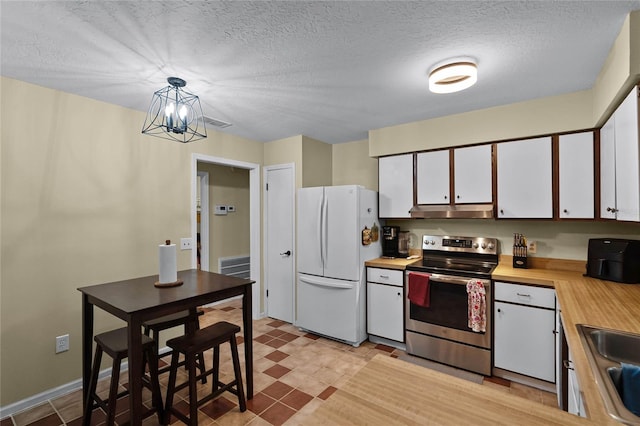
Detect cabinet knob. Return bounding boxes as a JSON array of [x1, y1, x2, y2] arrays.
[[563, 209, 568, 214], [444, 195, 448, 199], [500, 209, 504, 215], [397, 292, 401, 296], [456, 195, 460, 199], [563, 360, 574, 370], [606, 206, 618, 213], [497, 308, 502, 313]]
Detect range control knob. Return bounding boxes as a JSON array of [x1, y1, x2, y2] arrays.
[[487, 242, 495, 250], [481, 242, 487, 249], [430, 240, 436, 245], [473, 242, 479, 249]]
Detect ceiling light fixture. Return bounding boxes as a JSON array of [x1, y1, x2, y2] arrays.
[[428, 60, 477, 94], [141, 77, 207, 143]]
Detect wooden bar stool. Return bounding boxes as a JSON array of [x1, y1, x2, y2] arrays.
[[83, 327, 163, 426], [164, 321, 246, 425], [143, 309, 207, 382]]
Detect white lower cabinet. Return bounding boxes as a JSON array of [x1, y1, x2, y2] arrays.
[[494, 282, 556, 382], [367, 267, 404, 342]]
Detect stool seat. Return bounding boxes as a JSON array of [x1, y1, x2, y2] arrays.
[[164, 321, 246, 425], [143, 309, 206, 382], [167, 321, 240, 353], [95, 328, 155, 355], [83, 327, 163, 426], [143, 309, 203, 329]]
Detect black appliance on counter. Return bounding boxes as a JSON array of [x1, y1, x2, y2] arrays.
[[382, 226, 399, 258], [586, 238, 640, 284]]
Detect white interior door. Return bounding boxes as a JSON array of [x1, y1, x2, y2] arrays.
[[265, 164, 295, 322]]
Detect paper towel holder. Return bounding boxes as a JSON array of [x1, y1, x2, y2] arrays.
[[155, 240, 184, 288]]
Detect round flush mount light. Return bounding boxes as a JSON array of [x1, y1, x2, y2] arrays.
[[428, 59, 478, 94]]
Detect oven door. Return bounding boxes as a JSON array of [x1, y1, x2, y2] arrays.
[[405, 272, 492, 349]]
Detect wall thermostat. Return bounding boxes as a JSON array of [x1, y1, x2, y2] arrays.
[[214, 205, 227, 215]]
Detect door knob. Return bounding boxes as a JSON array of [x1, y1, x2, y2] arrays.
[[280, 250, 292, 256]]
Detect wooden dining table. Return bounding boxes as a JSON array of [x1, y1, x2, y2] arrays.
[[78, 269, 255, 425]]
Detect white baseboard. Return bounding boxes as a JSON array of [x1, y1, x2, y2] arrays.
[[0, 347, 170, 419]]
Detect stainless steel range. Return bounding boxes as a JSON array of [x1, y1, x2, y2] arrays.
[[405, 235, 498, 376]]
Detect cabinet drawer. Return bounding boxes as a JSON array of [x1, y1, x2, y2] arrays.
[[494, 282, 555, 309], [367, 268, 403, 286]]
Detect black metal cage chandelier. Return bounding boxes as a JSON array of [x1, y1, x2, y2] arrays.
[[141, 77, 207, 143]]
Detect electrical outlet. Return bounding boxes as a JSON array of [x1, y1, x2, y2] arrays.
[[180, 238, 193, 250], [528, 240, 537, 254], [56, 334, 69, 353]]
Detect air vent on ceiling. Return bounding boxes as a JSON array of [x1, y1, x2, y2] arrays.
[[202, 116, 232, 128]]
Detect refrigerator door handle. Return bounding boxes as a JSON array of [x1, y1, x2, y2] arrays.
[[322, 195, 329, 267], [299, 275, 353, 289], [319, 195, 325, 267]]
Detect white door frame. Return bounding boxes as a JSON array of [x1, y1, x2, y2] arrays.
[[263, 163, 296, 321], [191, 153, 261, 319], [197, 171, 210, 271]]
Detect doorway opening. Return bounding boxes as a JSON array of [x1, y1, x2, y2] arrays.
[[192, 154, 261, 319]]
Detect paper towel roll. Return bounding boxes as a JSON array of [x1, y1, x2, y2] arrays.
[[158, 242, 177, 284]]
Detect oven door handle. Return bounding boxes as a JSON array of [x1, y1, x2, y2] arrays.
[[425, 273, 490, 287]]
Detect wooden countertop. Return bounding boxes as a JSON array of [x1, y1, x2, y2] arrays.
[[493, 257, 640, 425], [307, 355, 590, 425], [554, 277, 640, 425], [365, 256, 422, 270]]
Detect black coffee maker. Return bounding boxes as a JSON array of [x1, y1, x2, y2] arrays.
[[382, 226, 400, 258]]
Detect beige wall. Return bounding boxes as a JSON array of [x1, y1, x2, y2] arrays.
[[0, 77, 263, 406], [197, 163, 250, 271], [301, 136, 332, 187], [332, 139, 379, 190], [264, 135, 303, 188]]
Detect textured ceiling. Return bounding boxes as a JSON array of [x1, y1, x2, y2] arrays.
[[2, 1, 640, 144]]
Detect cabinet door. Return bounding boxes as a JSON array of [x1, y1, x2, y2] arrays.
[[367, 282, 404, 342], [494, 301, 556, 382], [496, 137, 553, 218], [416, 150, 450, 204], [454, 145, 493, 203], [614, 87, 640, 222], [379, 154, 413, 218], [559, 132, 594, 219]]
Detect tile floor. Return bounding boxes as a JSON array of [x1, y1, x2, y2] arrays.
[[2, 299, 559, 425]]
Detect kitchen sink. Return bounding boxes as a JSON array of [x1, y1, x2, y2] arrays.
[[576, 324, 640, 425]]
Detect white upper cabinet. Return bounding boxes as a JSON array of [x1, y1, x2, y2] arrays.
[[378, 154, 413, 218], [600, 87, 640, 222], [497, 137, 553, 218], [613, 87, 640, 222], [559, 132, 594, 219], [416, 150, 450, 204], [454, 144, 493, 203]]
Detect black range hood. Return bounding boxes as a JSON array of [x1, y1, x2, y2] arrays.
[[409, 204, 495, 219]]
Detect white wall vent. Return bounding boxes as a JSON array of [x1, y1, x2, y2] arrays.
[[218, 255, 250, 279], [203, 116, 232, 128]]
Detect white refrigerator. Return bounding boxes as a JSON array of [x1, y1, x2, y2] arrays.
[[296, 185, 381, 346]]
